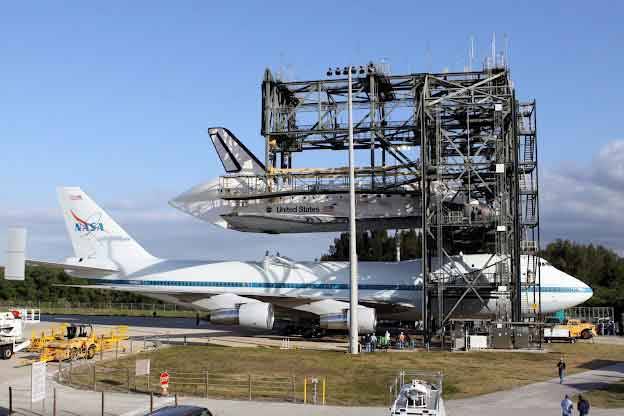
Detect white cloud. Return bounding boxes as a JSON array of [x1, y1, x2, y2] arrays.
[[541, 139, 624, 251]]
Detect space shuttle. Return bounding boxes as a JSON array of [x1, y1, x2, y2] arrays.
[[170, 128, 492, 234]]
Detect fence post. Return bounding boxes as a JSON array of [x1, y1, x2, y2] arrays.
[[248, 374, 252, 400], [175, 393, 178, 407], [147, 367, 151, 392], [100, 335, 104, 360], [93, 363, 97, 391], [9, 386, 12, 414], [322, 377, 326, 405], [292, 375, 296, 403], [69, 361, 73, 386], [53, 388, 57, 416], [304, 376, 307, 404], [115, 341, 119, 360], [205, 371, 209, 398], [127, 367, 131, 391], [58, 360, 63, 382], [101, 391, 104, 416], [150, 392, 154, 412]]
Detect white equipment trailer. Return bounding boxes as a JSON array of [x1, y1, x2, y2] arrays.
[[543, 327, 575, 344], [0, 311, 34, 359]]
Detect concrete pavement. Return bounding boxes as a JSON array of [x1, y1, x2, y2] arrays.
[[447, 362, 624, 416]]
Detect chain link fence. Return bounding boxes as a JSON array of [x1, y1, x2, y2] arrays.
[[59, 362, 316, 404]]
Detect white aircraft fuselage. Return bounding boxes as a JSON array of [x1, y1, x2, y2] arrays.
[[7, 187, 592, 334], [81, 253, 592, 322]]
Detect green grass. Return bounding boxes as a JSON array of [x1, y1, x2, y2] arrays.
[[63, 342, 624, 406], [574, 379, 624, 408]]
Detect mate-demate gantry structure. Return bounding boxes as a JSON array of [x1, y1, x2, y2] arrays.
[[259, 62, 540, 340]]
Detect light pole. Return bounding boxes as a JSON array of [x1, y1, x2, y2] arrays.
[[328, 64, 372, 354], [347, 66, 358, 354]]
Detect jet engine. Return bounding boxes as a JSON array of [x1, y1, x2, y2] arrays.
[[210, 302, 274, 330], [320, 307, 377, 333]]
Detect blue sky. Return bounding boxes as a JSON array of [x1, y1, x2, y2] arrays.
[[1, 1, 623, 262]]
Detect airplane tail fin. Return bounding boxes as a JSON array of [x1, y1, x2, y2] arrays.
[[57, 187, 157, 272], [208, 127, 265, 175]]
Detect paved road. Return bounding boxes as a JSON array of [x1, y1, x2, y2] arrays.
[[447, 362, 624, 416]]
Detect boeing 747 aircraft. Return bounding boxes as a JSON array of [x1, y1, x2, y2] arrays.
[[5, 188, 592, 335]]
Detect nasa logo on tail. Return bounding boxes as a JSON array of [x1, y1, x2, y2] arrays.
[[71, 210, 104, 233]]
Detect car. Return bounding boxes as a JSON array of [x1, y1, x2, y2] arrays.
[[144, 405, 213, 416]]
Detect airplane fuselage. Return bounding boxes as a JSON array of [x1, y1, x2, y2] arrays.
[[81, 254, 592, 321]]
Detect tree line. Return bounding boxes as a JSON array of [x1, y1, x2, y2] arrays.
[[0, 266, 151, 305]]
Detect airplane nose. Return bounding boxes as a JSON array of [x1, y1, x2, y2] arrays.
[[575, 278, 594, 303], [583, 284, 594, 303]]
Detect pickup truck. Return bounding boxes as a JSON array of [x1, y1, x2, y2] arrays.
[[544, 318, 596, 343]]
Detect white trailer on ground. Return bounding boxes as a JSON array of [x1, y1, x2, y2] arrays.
[[0, 310, 34, 359], [544, 327, 575, 344]]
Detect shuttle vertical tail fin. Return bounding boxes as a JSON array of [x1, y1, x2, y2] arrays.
[[57, 187, 158, 273], [208, 127, 265, 175]]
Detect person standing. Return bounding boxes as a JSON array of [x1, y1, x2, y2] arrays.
[[557, 357, 567, 384], [398, 331, 406, 349], [370, 333, 377, 352], [561, 394, 573, 416], [577, 395, 590, 416]]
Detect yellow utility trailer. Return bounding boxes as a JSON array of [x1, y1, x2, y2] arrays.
[[29, 323, 68, 352], [38, 324, 129, 362]]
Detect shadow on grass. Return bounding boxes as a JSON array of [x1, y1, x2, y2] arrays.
[[576, 360, 624, 371]]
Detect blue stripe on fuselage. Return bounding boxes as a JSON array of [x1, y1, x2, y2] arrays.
[[90, 279, 592, 293]]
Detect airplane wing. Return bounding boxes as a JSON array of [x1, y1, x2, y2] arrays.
[[27, 260, 119, 275], [53, 284, 415, 314]]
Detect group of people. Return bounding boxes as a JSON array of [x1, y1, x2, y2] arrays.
[[561, 394, 590, 416], [558, 357, 591, 416], [596, 320, 618, 336], [362, 330, 410, 352]]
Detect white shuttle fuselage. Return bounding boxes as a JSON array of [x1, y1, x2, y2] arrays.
[[170, 128, 426, 234]]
